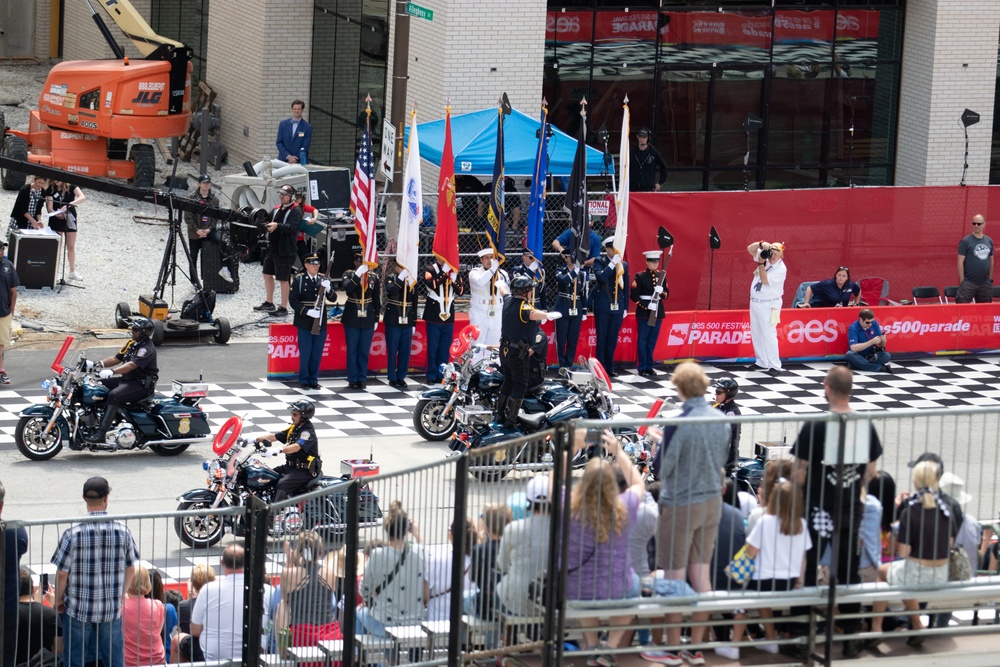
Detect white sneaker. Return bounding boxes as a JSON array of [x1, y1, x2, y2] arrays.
[[68, 271, 83, 281], [713, 647, 740, 660], [218, 266, 233, 282], [757, 642, 779, 654]]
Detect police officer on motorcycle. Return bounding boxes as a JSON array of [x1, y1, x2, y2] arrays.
[[255, 399, 322, 502], [85, 316, 159, 444], [496, 276, 561, 429]]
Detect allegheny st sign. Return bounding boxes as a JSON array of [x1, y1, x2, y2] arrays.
[[405, 2, 433, 21]]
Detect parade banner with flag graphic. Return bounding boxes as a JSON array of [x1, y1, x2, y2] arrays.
[[613, 98, 630, 287], [485, 105, 506, 263], [433, 105, 461, 279], [565, 100, 589, 265], [526, 104, 549, 280], [350, 100, 378, 268], [396, 108, 421, 287]]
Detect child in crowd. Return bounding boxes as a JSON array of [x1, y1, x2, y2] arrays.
[[716, 478, 811, 660]]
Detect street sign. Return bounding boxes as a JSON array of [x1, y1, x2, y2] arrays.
[[379, 118, 395, 182], [405, 2, 433, 21]]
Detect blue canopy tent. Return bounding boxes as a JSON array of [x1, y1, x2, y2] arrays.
[[404, 107, 609, 177]]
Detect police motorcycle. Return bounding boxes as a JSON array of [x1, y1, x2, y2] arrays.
[[15, 335, 211, 461], [175, 416, 383, 548], [451, 357, 633, 481], [413, 325, 503, 441]]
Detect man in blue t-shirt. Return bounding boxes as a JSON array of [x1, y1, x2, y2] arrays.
[[845, 308, 891, 373]]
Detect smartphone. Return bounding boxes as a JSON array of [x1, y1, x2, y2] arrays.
[[585, 429, 604, 446], [40, 573, 49, 592]]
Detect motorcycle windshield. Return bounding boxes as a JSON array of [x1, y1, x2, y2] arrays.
[[226, 446, 253, 477]]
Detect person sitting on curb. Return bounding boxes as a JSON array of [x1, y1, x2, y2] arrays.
[[845, 308, 891, 373]]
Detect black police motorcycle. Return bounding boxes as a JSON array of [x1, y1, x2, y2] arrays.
[[175, 417, 383, 548], [15, 336, 212, 461]]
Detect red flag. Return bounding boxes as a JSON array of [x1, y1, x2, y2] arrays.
[[433, 106, 460, 279]]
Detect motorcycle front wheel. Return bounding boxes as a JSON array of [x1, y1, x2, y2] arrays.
[[413, 397, 458, 441], [150, 443, 191, 456], [175, 500, 226, 548], [15, 416, 64, 461]]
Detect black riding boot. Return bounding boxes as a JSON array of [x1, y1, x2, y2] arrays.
[[494, 394, 510, 424], [504, 398, 523, 429], [86, 407, 117, 444]]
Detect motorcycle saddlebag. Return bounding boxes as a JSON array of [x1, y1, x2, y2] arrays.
[[149, 402, 211, 437]]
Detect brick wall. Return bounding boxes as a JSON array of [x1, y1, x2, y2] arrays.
[[896, 0, 1000, 186], [34, 0, 51, 60]]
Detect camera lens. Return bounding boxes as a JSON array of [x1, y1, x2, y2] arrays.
[[760, 249, 772, 259]]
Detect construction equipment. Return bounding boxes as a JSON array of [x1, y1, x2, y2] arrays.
[[0, 0, 192, 190]]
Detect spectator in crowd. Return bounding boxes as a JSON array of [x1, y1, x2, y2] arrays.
[[630, 128, 668, 192], [565, 433, 645, 663], [858, 483, 884, 584], [643, 362, 730, 666], [867, 471, 897, 563], [747, 458, 796, 536], [746, 241, 786, 376], [792, 367, 881, 658], [497, 475, 552, 617], [846, 308, 892, 373], [956, 213, 993, 303], [0, 238, 21, 385], [276, 531, 342, 647], [172, 565, 216, 663], [16, 568, 61, 665], [8, 176, 48, 233], [800, 266, 860, 308], [709, 484, 747, 646], [191, 544, 270, 661], [868, 461, 957, 647], [123, 566, 165, 667], [357, 503, 429, 638], [939, 472, 979, 578], [722, 478, 758, 523], [426, 521, 476, 621], [276, 100, 313, 164], [3, 478, 28, 667], [468, 503, 513, 646], [980, 519, 1000, 574], [147, 570, 177, 663], [51, 477, 139, 667]]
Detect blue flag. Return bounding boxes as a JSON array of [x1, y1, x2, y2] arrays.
[[485, 106, 506, 263], [526, 105, 549, 280]]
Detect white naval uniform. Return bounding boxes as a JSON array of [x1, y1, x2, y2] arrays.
[[749, 256, 786, 370], [468, 265, 509, 360]]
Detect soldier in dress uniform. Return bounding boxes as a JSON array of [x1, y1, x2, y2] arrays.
[[509, 247, 546, 308], [631, 249, 668, 376], [288, 252, 333, 390], [496, 276, 561, 428], [422, 257, 463, 383], [383, 258, 419, 388], [592, 238, 629, 377], [468, 247, 509, 360], [552, 247, 587, 369], [341, 245, 380, 389]]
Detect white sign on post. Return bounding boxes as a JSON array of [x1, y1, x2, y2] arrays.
[[379, 119, 395, 182]]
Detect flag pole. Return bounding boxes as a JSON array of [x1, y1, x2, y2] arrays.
[[361, 94, 372, 310]]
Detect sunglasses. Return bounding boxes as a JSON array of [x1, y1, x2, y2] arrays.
[[861, 319, 873, 324], [973, 222, 985, 227], [837, 266, 849, 272]]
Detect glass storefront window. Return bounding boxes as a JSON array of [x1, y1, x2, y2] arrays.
[[657, 74, 709, 169], [989, 39, 1000, 184]]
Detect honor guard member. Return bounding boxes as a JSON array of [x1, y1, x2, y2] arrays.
[[496, 277, 561, 428], [509, 247, 546, 308], [423, 257, 463, 383], [553, 247, 587, 369], [592, 238, 629, 376], [384, 258, 419, 388], [631, 249, 668, 376], [255, 400, 321, 502], [86, 317, 159, 444], [342, 245, 380, 389], [289, 253, 333, 390], [712, 378, 742, 474], [468, 247, 509, 359]]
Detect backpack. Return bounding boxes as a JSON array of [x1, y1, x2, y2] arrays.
[[181, 289, 217, 322]]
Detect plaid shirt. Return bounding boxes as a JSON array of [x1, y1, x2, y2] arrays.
[[51, 511, 139, 623]]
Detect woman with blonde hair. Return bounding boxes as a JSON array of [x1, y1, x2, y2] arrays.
[[173, 564, 217, 663], [44, 179, 86, 280], [123, 566, 165, 666], [565, 431, 645, 666], [868, 461, 958, 647]]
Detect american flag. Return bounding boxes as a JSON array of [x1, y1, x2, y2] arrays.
[[351, 110, 378, 268]]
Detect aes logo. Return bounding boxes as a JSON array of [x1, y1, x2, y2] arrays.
[[785, 319, 839, 344]]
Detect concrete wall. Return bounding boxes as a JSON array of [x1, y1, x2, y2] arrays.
[[895, 0, 1000, 186], [62, 0, 153, 60]]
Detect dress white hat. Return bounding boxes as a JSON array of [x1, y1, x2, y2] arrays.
[[477, 248, 495, 258], [643, 250, 663, 260], [603, 236, 615, 247]]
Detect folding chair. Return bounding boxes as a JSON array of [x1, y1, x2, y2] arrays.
[[857, 277, 899, 306], [993, 286, 1000, 300], [791, 281, 819, 308], [943, 286, 959, 303], [911, 286, 943, 304]]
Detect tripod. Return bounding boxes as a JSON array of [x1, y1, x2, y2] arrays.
[[152, 198, 204, 307], [55, 229, 85, 293]]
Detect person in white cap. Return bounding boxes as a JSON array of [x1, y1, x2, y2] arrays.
[[497, 475, 551, 617], [468, 247, 509, 359], [746, 240, 786, 376], [932, 471, 979, 628], [630, 249, 668, 376]]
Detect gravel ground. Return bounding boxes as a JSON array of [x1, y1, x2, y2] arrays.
[[1, 62, 277, 343]]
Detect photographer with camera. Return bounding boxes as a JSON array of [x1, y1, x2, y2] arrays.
[[845, 308, 892, 373], [746, 241, 786, 376]]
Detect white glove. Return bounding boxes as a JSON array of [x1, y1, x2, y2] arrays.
[[582, 314, 588, 322], [667, 244, 674, 256], [490, 259, 499, 272], [306, 308, 322, 318], [398, 269, 410, 282], [85, 360, 95, 371], [355, 264, 368, 277], [609, 255, 621, 267], [270, 449, 282, 458], [653, 285, 664, 295], [546, 311, 563, 321], [99, 369, 114, 379], [528, 261, 539, 272], [321, 279, 331, 291]]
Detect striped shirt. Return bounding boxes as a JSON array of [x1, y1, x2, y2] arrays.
[[51, 511, 139, 623]]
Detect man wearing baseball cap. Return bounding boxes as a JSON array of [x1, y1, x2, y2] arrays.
[[51, 477, 139, 667], [254, 184, 302, 317], [630, 128, 667, 192], [0, 239, 19, 385]]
